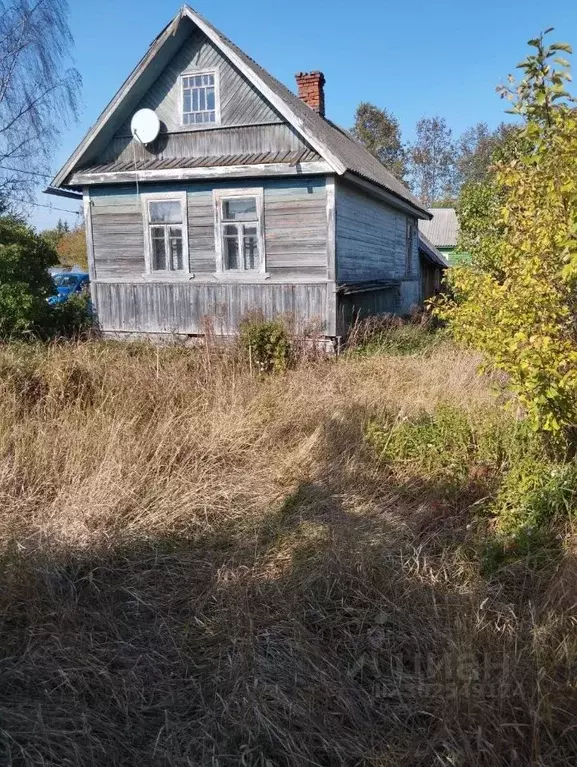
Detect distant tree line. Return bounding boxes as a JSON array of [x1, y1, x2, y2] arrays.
[[42, 217, 88, 269], [351, 102, 517, 207]]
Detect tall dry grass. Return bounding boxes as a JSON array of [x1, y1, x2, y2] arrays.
[[0, 338, 575, 766]]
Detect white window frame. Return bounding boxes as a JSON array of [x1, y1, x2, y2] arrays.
[[180, 69, 221, 128], [213, 188, 266, 277], [141, 191, 189, 277]]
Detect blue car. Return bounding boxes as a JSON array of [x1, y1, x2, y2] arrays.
[[48, 272, 90, 306]]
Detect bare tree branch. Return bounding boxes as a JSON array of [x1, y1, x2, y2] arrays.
[[0, 0, 81, 207]]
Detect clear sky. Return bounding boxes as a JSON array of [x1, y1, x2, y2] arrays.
[[33, 0, 577, 230]]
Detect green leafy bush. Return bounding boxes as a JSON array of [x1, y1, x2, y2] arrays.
[[436, 33, 577, 450], [368, 402, 576, 562], [239, 316, 293, 373], [366, 404, 529, 487], [47, 293, 94, 338], [493, 457, 577, 538], [0, 216, 57, 338]]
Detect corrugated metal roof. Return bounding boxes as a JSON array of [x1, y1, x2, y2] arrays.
[[82, 149, 321, 174], [55, 6, 428, 218], [418, 208, 459, 248], [191, 7, 427, 215], [418, 232, 449, 268]]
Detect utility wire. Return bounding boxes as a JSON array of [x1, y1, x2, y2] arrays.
[[31, 200, 81, 215], [0, 165, 53, 179], [0, 165, 80, 214], [0, 165, 81, 215], [9, 199, 81, 216]]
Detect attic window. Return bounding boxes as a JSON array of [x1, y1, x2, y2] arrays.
[[182, 71, 219, 126]]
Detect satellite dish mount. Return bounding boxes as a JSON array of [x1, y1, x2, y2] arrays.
[[131, 109, 160, 145]]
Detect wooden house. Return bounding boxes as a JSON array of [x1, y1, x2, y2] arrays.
[[47, 4, 444, 343]]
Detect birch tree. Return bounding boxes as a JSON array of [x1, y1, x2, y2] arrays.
[[351, 102, 407, 181], [0, 0, 81, 206], [408, 116, 457, 207]]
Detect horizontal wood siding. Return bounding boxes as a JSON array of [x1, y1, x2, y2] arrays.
[[187, 189, 215, 273], [94, 28, 310, 166], [94, 282, 328, 335], [89, 177, 328, 280], [335, 182, 419, 283], [265, 179, 327, 276], [91, 190, 144, 279]]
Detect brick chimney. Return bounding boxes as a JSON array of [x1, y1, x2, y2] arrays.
[[295, 71, 326, 117]]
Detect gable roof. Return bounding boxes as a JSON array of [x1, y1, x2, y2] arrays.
[[418, 232, 449, 269], [49, 4, 428, 219], [418, 208, 459, 248]]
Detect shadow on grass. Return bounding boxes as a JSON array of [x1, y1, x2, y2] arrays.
[[0, 412, 575, 766]]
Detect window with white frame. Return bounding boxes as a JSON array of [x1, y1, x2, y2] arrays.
[[182, 71, 218, 126], [215, 190, 264, 273], [142, 193, 188, 274]]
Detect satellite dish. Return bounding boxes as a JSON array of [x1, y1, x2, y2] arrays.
[[131, 109, 160, 145]]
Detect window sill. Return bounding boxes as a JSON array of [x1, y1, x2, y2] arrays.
[[214, 272, 270, 281], [142, 272, 194, 281], [178, 121, 222, 132]]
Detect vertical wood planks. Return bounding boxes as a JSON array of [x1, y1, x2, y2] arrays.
[[94, 281, 328, 335]]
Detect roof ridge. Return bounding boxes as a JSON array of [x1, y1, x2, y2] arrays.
[[51, 3, 428, 216]]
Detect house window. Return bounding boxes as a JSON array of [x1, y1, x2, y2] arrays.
[[182, 71, 218, 126], [406, 219, 415, 275], [142, 193, 189, 274], [214, 189, 265, 274]]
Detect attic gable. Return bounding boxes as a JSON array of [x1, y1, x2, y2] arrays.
[[51, 8, 340, 189], [115, 28, 281, 136], [81, 20, 314, 170], [50, 4, 428, 218]]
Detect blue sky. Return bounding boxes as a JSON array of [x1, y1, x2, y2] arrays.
[[33, 0, 577, 230]]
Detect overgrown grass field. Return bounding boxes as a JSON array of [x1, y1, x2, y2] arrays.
[[1, 329, 577, 766]]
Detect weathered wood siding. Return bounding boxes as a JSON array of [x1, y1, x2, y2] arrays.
[[335, 181, 421, 313], [420, 256, 442, 302], [119, 29, 279, 131], [89, 177, 327, 281], [335, 182, 419, 282], [338, 287, 400, 333], [94, 282, 328, 336], [94, 29, 311, 166]]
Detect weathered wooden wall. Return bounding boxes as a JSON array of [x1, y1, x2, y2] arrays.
[[420, 256, 442, 301], [399, 280, 422, 313], [89, 177, 328, 281], [94, 29, 311, 166], [94, 282, 328, 336], [337, 287, 400, 333], [335, 181, 421, 313]]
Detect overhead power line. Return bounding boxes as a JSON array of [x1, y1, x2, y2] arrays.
[[8, 198, 81, 216], [31, 200, 81, 215], [0, 165, 53, 179]]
